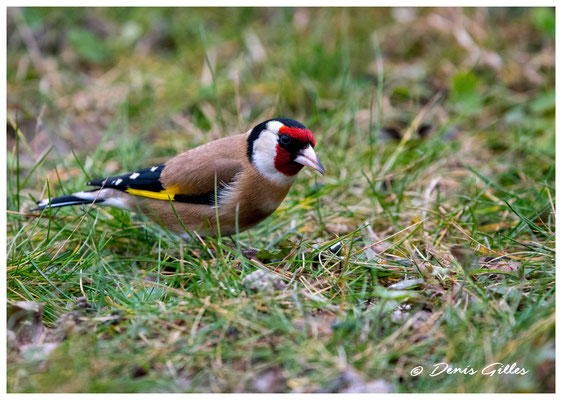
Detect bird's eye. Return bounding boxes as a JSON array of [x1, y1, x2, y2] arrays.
[[279, 134, 292, 146]]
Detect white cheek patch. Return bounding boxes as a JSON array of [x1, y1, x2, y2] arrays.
[[252, 130, 295, 185]]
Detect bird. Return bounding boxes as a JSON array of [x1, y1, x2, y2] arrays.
[[33, 118, 325, 239]]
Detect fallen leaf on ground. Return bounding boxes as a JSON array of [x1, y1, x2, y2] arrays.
[[388, 278, 425, 290], [478, 257, 521, 273], [7, 301, 46, 347]]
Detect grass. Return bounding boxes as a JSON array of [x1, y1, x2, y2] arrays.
[[7, 7, 555, 393]]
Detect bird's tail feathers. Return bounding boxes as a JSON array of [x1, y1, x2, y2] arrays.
[[32, 190, 104, 211]]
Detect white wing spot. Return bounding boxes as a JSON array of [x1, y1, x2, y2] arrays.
[[151, 166, 157, 172], [130, 173, 140, 180], [115, 179, 123, 185]]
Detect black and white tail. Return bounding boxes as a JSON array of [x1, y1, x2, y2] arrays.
[[32, 191, 105, 211], [33, 187, 132, 212]]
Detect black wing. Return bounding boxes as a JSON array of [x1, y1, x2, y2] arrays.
[[86, 164, 226, 205], [87, 165, 166, 192]]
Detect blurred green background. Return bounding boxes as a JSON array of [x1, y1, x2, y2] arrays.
[[7, 7, 555, 393], [8, 8, 554, 165]]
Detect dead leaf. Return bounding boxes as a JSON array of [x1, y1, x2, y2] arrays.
[[388, 278, 425, 290], [479, 257, 521, 273], [480, 222, 517, 232], [7, 301, 45, 346], [8, 301, 89, 362]]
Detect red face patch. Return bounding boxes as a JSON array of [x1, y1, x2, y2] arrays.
[[278, 126, 315, 147], [274, 144, 304, 176]]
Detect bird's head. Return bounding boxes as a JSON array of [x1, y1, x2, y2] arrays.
[[247, 118, 324, 185]]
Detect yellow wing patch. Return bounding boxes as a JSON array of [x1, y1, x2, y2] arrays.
[[126, 184, 183, 201]]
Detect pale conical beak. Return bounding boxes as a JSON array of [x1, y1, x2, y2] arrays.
[[294, 145, 325, 175]]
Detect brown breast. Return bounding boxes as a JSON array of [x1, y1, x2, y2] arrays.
[[134, 132, 295, 237]]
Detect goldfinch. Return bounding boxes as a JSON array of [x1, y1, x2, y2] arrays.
[[33, 118, 324, 238]]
